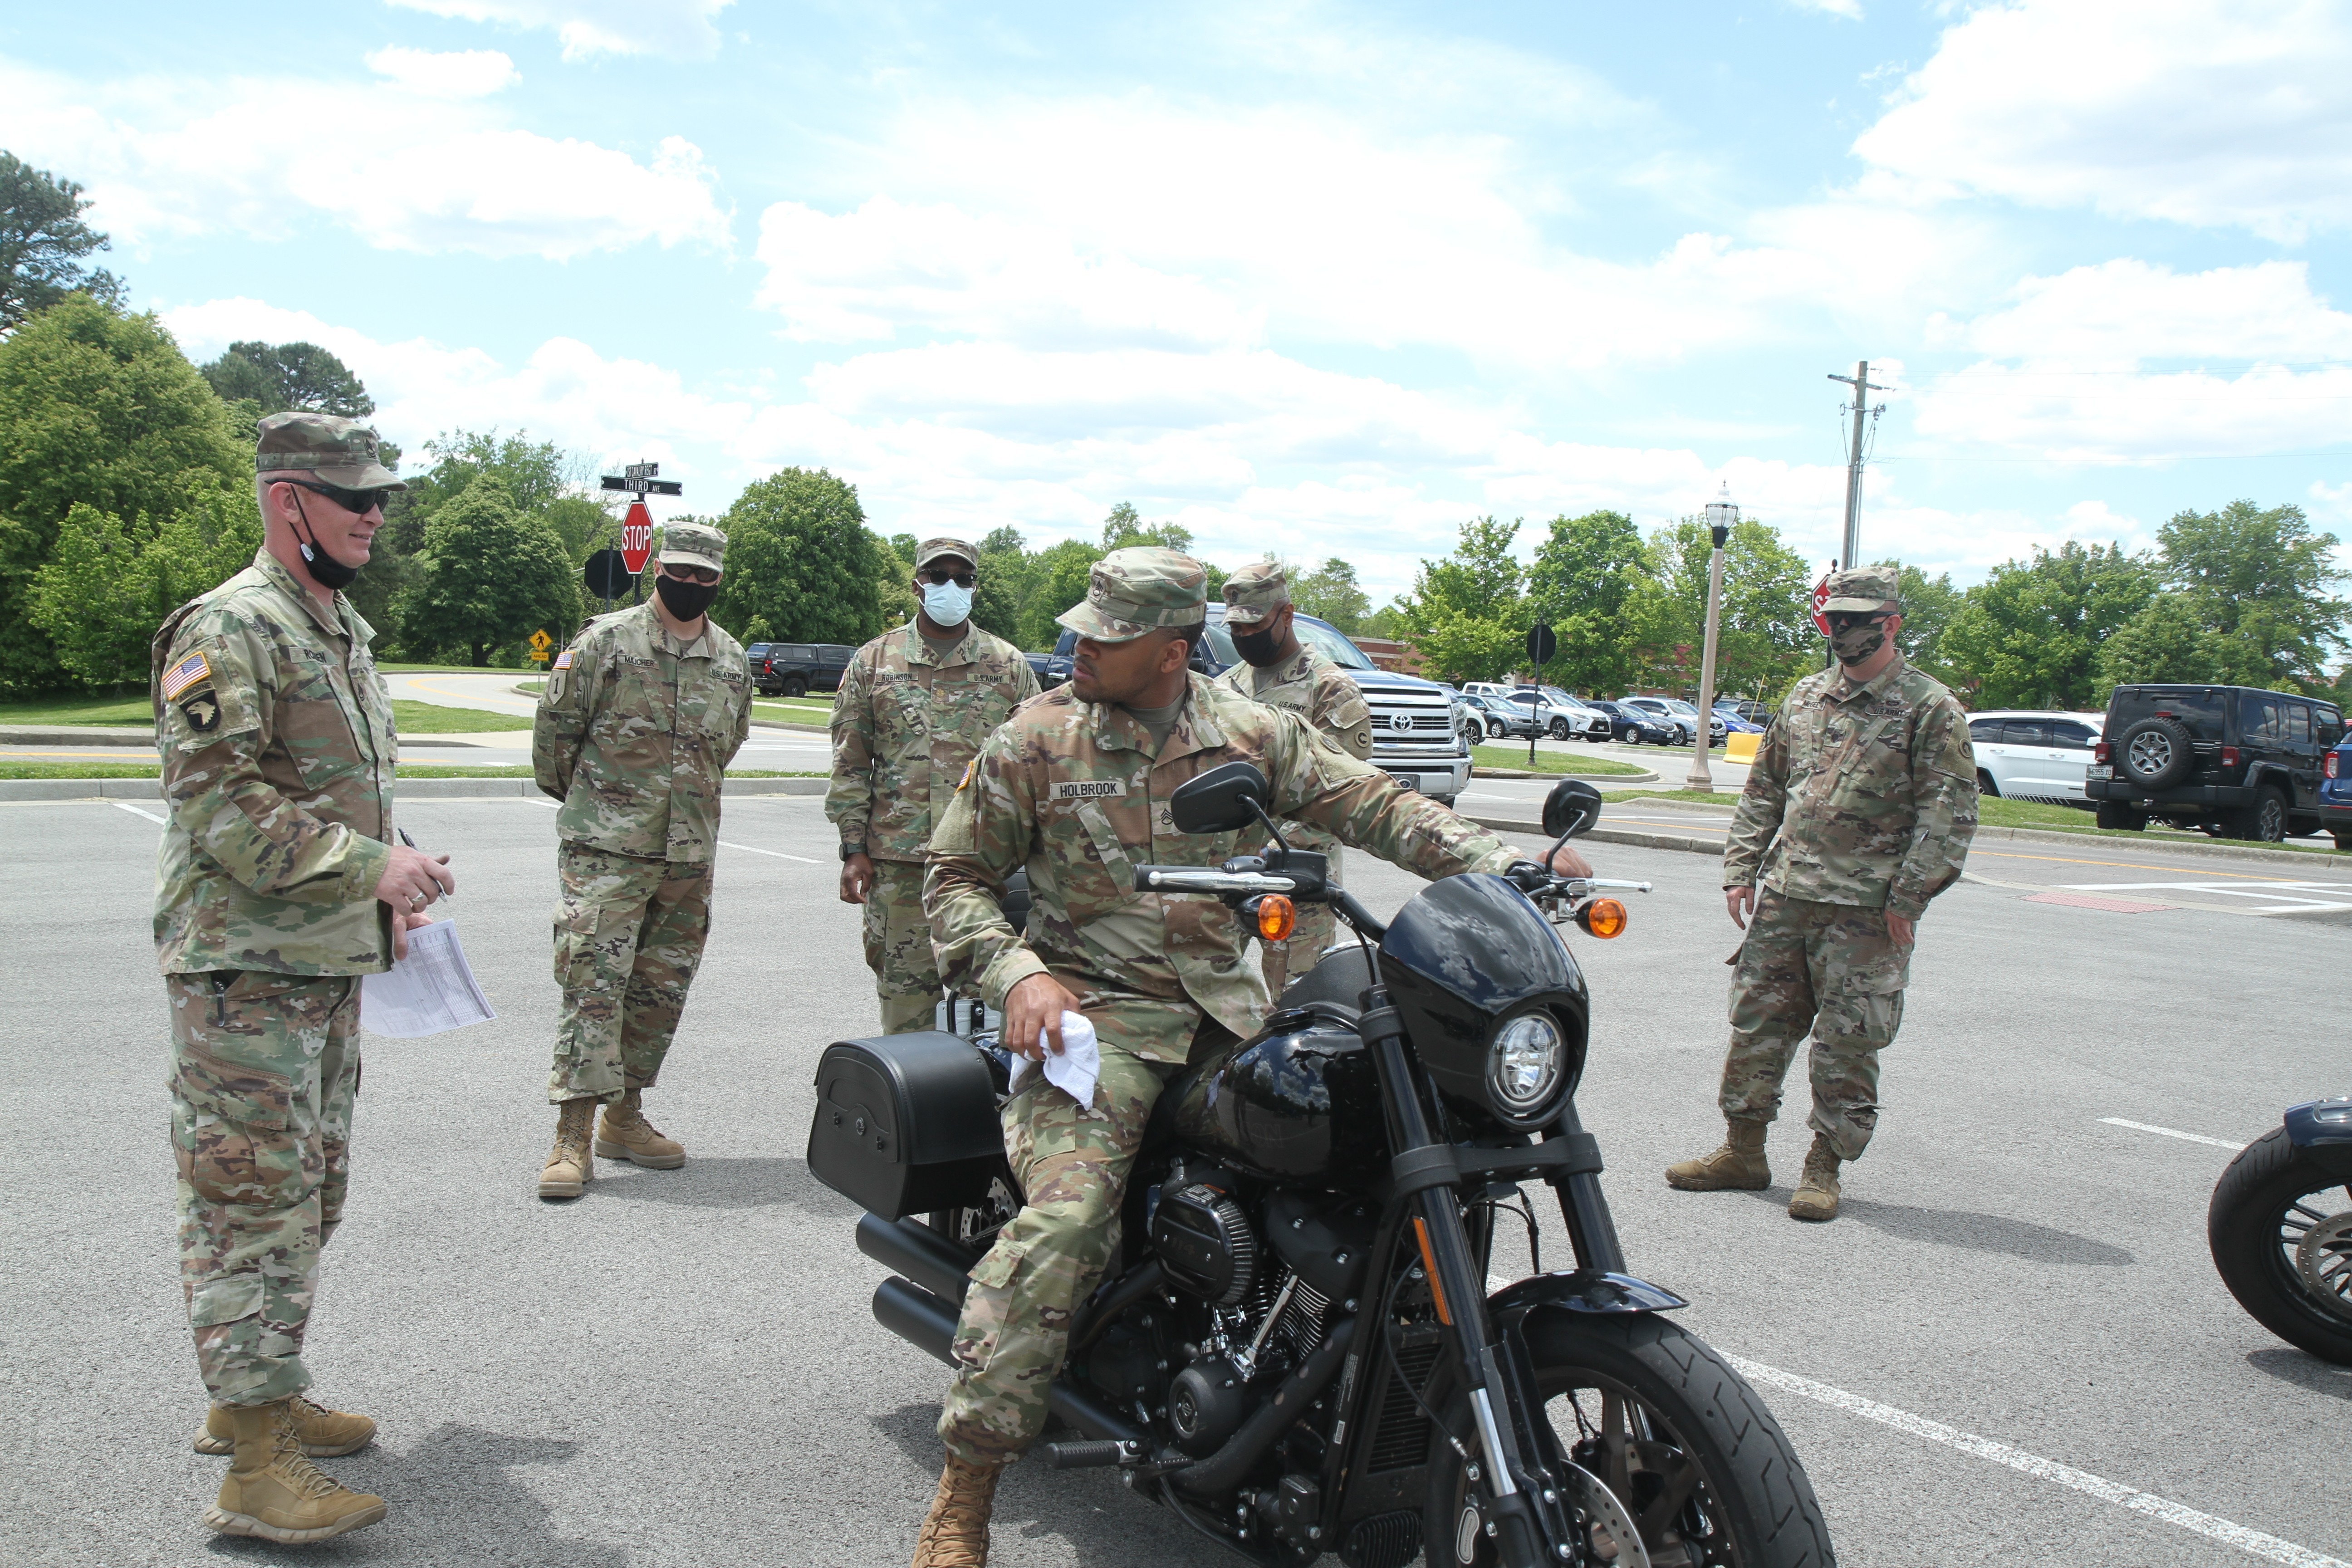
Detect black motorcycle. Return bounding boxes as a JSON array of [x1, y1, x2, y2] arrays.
[[2209, 1098, 2352, 1365], [808, 770, 1834, 1568]]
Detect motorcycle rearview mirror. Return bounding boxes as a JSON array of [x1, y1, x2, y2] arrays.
[[1169, 761, 1274, 835], [1542, 777, 1604, 839]]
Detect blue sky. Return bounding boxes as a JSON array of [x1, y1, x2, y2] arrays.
[[7, 0, 2349, 605]]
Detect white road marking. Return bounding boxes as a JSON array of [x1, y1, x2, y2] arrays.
[[2063, 880, 2352, 913], [110, 800, 166, 824], [1725, 1356, 2348, 1568], [2101, 1117, 2247, 1150], [719, 840, 821, 864]]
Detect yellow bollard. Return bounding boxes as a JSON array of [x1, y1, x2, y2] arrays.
[[1724, 731, 1761, 765]]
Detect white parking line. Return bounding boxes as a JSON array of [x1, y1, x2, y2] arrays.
[[1725, 1356, 2348, 1568], [110, 800, 166, 824], [718, 840, 821, 865], [2063, 880, 2352, 913], [2101, 1117, 2247, 1150]]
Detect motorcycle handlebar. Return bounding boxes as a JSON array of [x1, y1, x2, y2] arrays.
[[1132, 867, 1301, 896]]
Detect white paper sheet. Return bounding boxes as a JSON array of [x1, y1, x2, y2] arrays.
[[362, 919, 497, 1038], [1006, 1010, 1100, 1108]]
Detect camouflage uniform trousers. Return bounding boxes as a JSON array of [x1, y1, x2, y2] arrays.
[[937, 1009, 1234, 1467], [167, 970, 359, 1406], [1720, 890, 1911, 1161], [549, 840, 712, 1103], [864, 856, 944, 1035]]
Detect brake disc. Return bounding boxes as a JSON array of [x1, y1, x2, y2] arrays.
[[1561, 1458, 1650, 1568], [2294, 1208, 2352, 1322]]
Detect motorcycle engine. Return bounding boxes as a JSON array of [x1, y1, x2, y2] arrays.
[[1152, 1182, 1260, 1306]]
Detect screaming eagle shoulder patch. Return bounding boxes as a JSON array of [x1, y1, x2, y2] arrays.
[[179, 691, 223, 733]]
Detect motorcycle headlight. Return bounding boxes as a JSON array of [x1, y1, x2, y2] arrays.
[[1487, 1011, 1566, 1120]]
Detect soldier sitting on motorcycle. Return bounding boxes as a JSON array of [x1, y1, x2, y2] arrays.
[[907, 547, 1594, 1567]]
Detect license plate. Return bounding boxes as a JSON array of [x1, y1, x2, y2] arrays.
[[2088, 765, 2112, 779], [1387, 774, 1420, 793]]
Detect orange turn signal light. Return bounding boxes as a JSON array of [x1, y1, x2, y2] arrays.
[[1576, 898, 1629, 939], [1255, 895, 1297, 942]]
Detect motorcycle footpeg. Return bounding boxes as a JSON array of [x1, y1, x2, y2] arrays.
[[1042, 1439, 1143, 1470]]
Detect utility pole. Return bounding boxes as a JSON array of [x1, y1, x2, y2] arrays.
[[1827, 360, 1888, 569]]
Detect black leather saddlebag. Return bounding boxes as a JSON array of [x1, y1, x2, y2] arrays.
[[807, 1032, 1004, 1219]]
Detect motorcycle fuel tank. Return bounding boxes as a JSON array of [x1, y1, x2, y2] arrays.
[[1169, 1006, 1386, 1189]]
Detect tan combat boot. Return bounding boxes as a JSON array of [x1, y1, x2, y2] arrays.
[[910, 1453, 1004, 1568], [539, 1097, 597, 1200], [1788, 1136, 1842, 1221], [204, 1399, 387, 1544], [196, 1392, 375, 1456], [596, 1084, 685, 1168], [1664, 1118, 1771, 1191]]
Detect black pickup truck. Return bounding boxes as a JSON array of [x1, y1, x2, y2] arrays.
[[746, 642, 856, 698]]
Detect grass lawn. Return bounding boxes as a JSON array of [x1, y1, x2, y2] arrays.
[[753, 699, 834, 725], [1589, 789, 2347, 855], [394, 701, 532, 733], [1472, 745, 1648, 777], [0, 697, 526, 735], [0, 695, 154, 726]]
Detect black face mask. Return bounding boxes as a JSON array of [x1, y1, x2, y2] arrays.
[[1828, 614, 1889, 668], [288, 494, 360, 591], [655, 574, 719, 622], [1231, 625, 1284, 667]]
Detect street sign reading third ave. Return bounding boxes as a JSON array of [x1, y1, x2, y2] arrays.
[[620, 501, 655, 575]]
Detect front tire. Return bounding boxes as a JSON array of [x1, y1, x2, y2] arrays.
[[782, 676, 808, 698], [1550, 719, 1572, 740], [1977, 769, 2000, 799], [1425, 1312, 1833, 1568], [2209, 1127, 2352, 1365], [2234, 786, 2289, 843]]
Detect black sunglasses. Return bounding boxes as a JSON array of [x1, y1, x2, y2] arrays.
[[1824, 611, 1890, 633], [659, 563, 721, 585], [280, 478, 389, 516], [920, 568, 977, 588]]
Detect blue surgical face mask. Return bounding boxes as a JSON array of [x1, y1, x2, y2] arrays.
[[921, 578, 973, 628]]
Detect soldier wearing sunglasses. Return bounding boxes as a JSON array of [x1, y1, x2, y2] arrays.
[[828, 536, 1038, 1032], [531, 521, 752, 1199]]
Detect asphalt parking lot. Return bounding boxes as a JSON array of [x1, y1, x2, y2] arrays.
[[7, 789, 2347, 1567]]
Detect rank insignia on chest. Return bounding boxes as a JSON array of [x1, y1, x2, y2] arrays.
[[1049, 778, 1127, 802], [180, 691, 221, 733]]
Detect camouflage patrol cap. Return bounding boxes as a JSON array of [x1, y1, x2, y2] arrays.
[[255, 412, 405, 491], [915, 536, 978, 570], [1822, 564, 1900, 613], [656, 520, 727, 573], [1057, 547, 1207, 643], [1221, 560, 1289, 625]]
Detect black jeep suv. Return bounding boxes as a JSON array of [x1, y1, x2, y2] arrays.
[[2087, 684, 2345, 842]]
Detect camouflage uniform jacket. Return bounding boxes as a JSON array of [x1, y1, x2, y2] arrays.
[[926, 674, 1521, 1061], [533, 601, 751, 863], [150, 549, 397, 975], [827, 620, 1040, 863], [1211, 645, 1372, 855], [1722, 654, 1978, 920]]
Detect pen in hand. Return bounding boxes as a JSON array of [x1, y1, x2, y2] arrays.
[[397, 828, 456, 901]]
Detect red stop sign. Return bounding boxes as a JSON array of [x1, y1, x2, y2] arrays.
[[620, 501, 655, 575], [1811, 573, 1833, 637]]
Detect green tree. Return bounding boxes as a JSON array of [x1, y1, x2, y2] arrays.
[[1939, 541, 2158, 708], [1100, 500, 1193, 553], [711, 467, 883, 645], [0, 296, 244, 693], [0, 153, 125, 328], [393, 475, 580, 666], [1291, 557, 1371, 634], [1395, 516, 1526, 684], [1526, 510, 1655, 695], [1647, 516, 1817, 700], [2122, 500, 2350, 690], [873, 533, 916, 629], [2092, 592, 2270, 689], [26, 491, 260, 690], [1880, 560, 1963, 685], [1023, 537, 1107, 650], [198, 338, 375, 446], [973, 526, 1034, 645]]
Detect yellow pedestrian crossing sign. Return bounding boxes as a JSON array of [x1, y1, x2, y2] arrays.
[[528, 628, 554, 663]]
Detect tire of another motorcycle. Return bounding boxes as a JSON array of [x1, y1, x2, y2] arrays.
[[1423, 1313, 1834, 1568], [2207, 1127, 2352, 1366]]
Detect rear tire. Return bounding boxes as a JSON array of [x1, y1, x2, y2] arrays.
[[1977, 769, 2000, 799], [2234, 786, 2289, 843], [2208, 1127, 2352, 1365], [1424, 1312, 1833, 1568], [2334, 832, 2352, 853]]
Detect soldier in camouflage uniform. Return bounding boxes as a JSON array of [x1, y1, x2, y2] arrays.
[[1666, 565, 1978, 1221], [828, 536, 1039, 1032], [532, 521, 751, 1198], [1210, 560, 1373, 994], [900, 549, 1594, 1568], [153, 412, 456, 1543]]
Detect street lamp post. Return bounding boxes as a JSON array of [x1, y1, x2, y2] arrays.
[[1686, 483, 1737, 792]]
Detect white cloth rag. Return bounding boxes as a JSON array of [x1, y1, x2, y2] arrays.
[[1005, 1010, 1101, 1108]]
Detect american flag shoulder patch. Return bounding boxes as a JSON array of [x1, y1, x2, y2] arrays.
[[159, 651, 212, 701], [554, 650, 574, 670], [957, 759, 975, 790]]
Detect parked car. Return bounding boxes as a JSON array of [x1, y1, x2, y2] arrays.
[[2321, 726, 2352, 850], [1462, 691, 1543, 740], [1720, 697, 1776, 726], [1967, 710, 2104, 806], [753, 642, 856, 698], [1585, 699, 1678, 745], [1023, 650, 1059, 687], [1506, 686, 1613, 741], [745, 642, 773, 685], [1041, 609, 1475, 804], [1624, 696, 1727, 745], [1712, 704, 1767, 735], [2086, 685, 2344, 841]]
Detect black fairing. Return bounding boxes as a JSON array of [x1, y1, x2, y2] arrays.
[[1377, 872, 1588, 1121], [1169, 1004, 1386, 1189]]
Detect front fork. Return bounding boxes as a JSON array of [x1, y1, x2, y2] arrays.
[[1360, 992, 1584, 1568]]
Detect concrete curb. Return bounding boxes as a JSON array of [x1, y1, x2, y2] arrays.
[[750, 718, 829, 735], [0, 775, 828, 804], [1475, 767, 1661, 784], [0, 726, 155, 746], [1468, 813, 1726, 859]]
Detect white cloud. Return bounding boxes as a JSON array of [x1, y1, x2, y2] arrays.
[[1788, 0, 1864, 18], [364, 46, 519, 98], [384, 0, 735, 61], [1931, 259, 2352, 363], [0, 57, 728, 259], [1911, 361, 2352, 465], [1854, 0, 2352, 241]]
